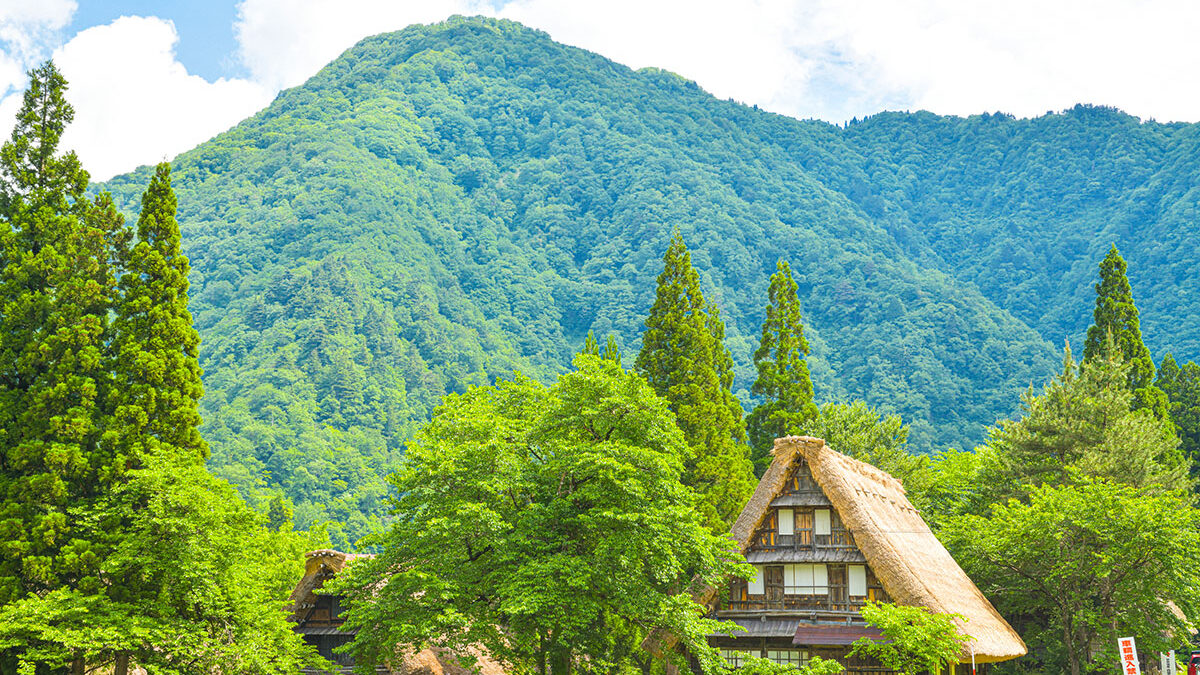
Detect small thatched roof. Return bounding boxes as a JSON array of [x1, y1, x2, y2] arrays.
[[290, 550, 509, 675], [731, 437, 1026, 664]]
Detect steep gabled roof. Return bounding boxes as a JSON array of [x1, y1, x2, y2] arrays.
[[731, 436, 1026, 664]]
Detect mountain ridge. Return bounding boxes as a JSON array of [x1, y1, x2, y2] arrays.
[[99, 16, 1198, 543]]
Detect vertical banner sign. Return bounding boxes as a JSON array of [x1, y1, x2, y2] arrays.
[[1119, 637, 1140, 675], [1161, 650, 1177, 675]]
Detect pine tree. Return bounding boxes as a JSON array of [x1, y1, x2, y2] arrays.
[[601, 334, 621, 366], [580, 330, 621, 365], [746, 260, 817, 473], [634, 231, 753, 530], [0, 66, 316, 675], [0, 61, 122, 606], [1156, 353, 1200, 484], [1082, 245, 1166, 415], [581, 330, 600, 357], [105, 162, 206, 468]]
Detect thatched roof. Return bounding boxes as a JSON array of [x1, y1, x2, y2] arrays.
[[290, 550, 509, 675], [730, 437, 1026, 664]]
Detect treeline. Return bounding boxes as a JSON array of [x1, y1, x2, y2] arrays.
[[0, 64, 322, 674]]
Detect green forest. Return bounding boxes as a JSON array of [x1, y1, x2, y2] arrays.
[[4, 14, 1200, 675], [95, 18, 1200, 543]]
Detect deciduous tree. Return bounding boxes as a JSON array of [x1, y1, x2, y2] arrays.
[[335, 356, 745, 675], [944, 479, 1200, 675]]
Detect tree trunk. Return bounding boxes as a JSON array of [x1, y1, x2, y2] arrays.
[[114, 653, 130, 675], [69, 658, 83, 675], [1063, 619, 1080, 675]]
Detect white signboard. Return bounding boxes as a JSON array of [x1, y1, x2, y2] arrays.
[[1161, 651, 1177, 675], [1119, 637, 1140, 675]]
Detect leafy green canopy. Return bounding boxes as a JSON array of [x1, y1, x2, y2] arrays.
[[334, 355, 745, 675], [945, 479, 1200, 675], [635, 231, 754, 530], [747, 261, 817, 473], [918, 346, 1193, 675], [0, 64, 318, 674], [982, 347, 1187, 503], [848, 602, 972, 675]]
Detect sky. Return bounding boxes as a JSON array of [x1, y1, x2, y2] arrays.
[[1, 0, 1199, 180]]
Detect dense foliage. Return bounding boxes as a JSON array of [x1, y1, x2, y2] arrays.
[[747, 261, 817, 472], [919, 348, 1195, 674], [635, 231, 754, 530], [0, 65, 317, 674], [848, 602, 971, 675], [334, 355, 745, 675], [98, 17, 1200, 540]]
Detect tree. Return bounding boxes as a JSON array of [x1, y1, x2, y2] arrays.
[[334, 356, 746, 675], [634, 231, 754, 530], [0, 65, 318, 673], [0, 455, 323, 675], [746, 261, 817, 473], [601, 334, 621, 365], [847, 602, 972, 675], [0, 61, 122, 613], [579, 330, 621, 366], [801, 401, 926, 492], [944, 479, 1200, 675], [981, 345, 1187, 504], [1156, 353, 1200, 482], [1082, 245, 1166, 416], [105, 162, 206, 465]]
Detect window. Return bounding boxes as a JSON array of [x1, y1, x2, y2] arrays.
[[720, 650, 750, 668], [767, 650, 809, 667], [848, 565, 867, 597], [778, 508, 794, 535], [748, 564, 764, 594], [814, 509, 832, 536], [783, 564, 828, 595]]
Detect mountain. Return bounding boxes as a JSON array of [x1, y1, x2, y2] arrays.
[[100, 17, 1200, 545]]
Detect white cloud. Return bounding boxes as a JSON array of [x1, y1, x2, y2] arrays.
[[233, 0, 1200, 123], [5, 0, 1200, 182], [234, 0, 488, 91], [3, 16, 273, 181], [0, 0, 76, 95]]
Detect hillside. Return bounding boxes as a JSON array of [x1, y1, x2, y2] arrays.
[[101, 17, 1200, 544]]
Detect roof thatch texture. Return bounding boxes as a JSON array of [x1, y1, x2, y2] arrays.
[[291, 550, 509, 675], [731, 437, 1026, 664]]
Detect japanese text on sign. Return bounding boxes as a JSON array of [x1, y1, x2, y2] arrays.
[[1119, 637, 1140, 675]]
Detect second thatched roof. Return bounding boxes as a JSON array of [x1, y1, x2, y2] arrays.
[[730, 436, 1026, 664]]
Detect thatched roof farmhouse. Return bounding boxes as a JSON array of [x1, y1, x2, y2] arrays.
[[707, 436, 1026, 673]]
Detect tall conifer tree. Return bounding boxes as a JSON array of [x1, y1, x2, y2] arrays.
[[0, 66, 316, 675], [1082, 245, 1166, 415], [105, 162, 206, 467], [747, 260, 817, 473], [634, 231, 753, 529], [0, 61, 123, 605]]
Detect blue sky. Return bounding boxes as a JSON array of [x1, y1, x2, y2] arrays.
[[65, 1, 244, 82], [2, 0, 1199, 180]]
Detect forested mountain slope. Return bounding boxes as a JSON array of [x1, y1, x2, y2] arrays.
[[101, 17, 1198, 543]]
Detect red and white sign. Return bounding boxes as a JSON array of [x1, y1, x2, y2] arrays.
[[1119, 637, 1140, 675]]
